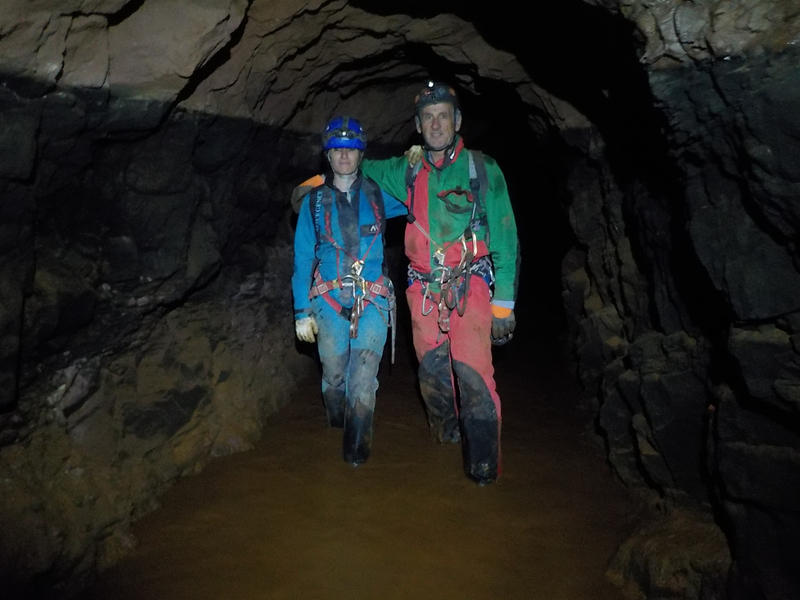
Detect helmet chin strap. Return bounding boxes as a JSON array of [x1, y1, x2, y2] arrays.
[[424, 136, 458, 166]]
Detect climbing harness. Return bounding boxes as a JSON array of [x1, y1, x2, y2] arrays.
[[309, 265, 394, 339], [408, 254, 494, 332], [405, 149, 492, 333], [308, 180, 397, 359]]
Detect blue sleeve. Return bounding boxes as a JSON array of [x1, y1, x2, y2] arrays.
[[292, 193, 317, 318], [382, 190, 408, 219]]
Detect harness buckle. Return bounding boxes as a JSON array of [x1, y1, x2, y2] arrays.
[[437, 294, 452, 333], [433, 247, 445, 268]]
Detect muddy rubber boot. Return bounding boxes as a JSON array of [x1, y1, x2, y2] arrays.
[[419, 343, 460, 443], [426, 398, 461, 444], [461, 416, 499, 485], [323, 389, 346, 429], [343, 401, 373, 466], [452, 359, 500, 484]]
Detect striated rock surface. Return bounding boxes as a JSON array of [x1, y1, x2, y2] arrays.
[[563, 30, 800, 600], [0, 7, 318, 587], [1, 267, 307, 597], [619, 0, 800, 68], [607, 509, 731, 600]]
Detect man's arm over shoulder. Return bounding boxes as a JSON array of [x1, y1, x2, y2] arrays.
[[482, 155, 520, 307], [361, 157, 410, 203], [380, 188, 408, 219]]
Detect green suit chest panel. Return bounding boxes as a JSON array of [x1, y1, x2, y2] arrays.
[[424, 160, 484, 245]]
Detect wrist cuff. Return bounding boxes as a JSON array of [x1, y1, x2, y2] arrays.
[[491, 305, 513, 319]]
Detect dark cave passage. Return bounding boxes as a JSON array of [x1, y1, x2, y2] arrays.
[[2, 2, 800, 600]]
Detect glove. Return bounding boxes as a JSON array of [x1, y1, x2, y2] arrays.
[[295, 315, 319, 343], [404, 145, 424, 167], [491, 310, 516, 346]]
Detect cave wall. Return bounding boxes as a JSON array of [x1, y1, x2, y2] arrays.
[[0, 3, 321, 595], [0, 98, 312, 600], [562, 2, 800, 599]]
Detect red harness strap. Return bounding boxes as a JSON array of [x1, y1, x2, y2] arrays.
[[310, 278, 391, 299], [309, 271, 394, 341]]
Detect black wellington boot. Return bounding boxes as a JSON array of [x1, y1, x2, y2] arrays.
[[418, 343, 461, 443], [461, 416, 499, 485], [343, 400, 374, 466], [453, 359, 499, 485], [323, 389, 346, 428]]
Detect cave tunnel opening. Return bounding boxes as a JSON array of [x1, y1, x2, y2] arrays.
[[266, 1, 673, 347], [310, 41, 582, 341]]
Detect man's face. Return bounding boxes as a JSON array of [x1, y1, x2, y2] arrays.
[[327, 147, 362, 176], [416, 102, 462, 151]]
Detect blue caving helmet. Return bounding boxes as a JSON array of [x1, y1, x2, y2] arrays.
[[322, 116, 367, 151]]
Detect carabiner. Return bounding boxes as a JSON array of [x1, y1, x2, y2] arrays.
[[421, 285, 434, 316]]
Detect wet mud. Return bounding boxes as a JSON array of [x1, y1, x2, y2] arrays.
[[85, 329, 636, 600]]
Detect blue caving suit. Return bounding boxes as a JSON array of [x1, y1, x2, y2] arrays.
[[292, 173, 406, 463]]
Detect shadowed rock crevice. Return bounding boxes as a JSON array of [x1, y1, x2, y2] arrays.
[[172, 4, 253, 108], [106, 0, 148, 27]]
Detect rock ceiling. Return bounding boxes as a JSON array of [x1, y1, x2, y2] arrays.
[[2, 0, 798, 146]]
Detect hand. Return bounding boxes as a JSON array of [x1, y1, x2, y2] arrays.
[[404, 145, 424, 167], [295, 315, 319, 343], [491, 310, 516, 346]]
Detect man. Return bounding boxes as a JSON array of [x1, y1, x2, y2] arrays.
[[292, 116, 406, 466], [360, 82, 519, 485]]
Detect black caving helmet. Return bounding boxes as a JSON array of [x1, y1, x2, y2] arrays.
[[413, 81, 459, 114]]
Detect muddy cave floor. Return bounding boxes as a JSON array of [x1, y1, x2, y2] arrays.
[[85, 321, 638, 600]]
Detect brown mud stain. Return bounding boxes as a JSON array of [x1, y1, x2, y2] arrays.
[[86, 333, 636, 600]]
